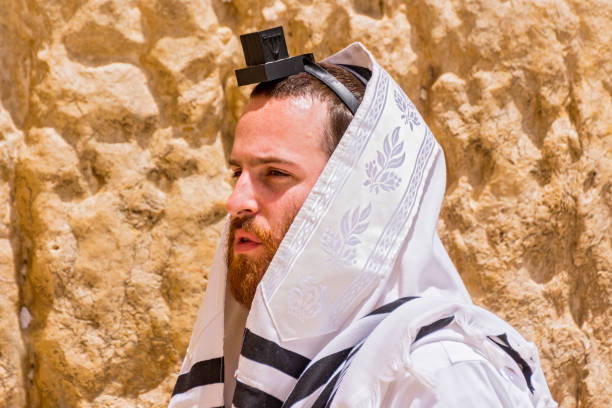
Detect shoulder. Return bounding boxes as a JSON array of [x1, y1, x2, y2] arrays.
[[400, 330, 536, 407], [329, 299, 557, 408]]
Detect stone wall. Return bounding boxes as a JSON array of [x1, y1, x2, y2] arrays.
[[1, 0, 610, 407]]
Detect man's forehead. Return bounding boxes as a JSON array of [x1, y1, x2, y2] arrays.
[[241, 93, 323, 117], [231, 95, 329, 160]]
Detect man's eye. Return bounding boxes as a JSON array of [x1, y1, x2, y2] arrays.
[[268, 169, 289, 177], [231, 169, 242, 179]]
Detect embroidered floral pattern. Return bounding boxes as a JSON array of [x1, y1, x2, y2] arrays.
[[322, 204, 372, 266], [287, 277, 327, 322], [333, 127, 437, 317], [263, 69, 388, 295], [394, 89, 420, 131], [364, 127, 405, 193]]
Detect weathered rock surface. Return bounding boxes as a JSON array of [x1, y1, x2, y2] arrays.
[[1, 1, 31, 406], [0, 0, 610, 407], [0, 107, 26, 408]]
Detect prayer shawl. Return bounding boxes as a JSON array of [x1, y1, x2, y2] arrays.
[[169, 43, 557, 408]]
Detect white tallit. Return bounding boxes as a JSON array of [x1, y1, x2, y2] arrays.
[[169, 43, 556, 408]]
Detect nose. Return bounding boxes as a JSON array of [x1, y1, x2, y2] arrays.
[[226, 171, 259, 217]]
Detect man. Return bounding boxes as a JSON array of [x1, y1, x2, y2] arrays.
[[169, 28, 556, 407], [225, 62, 365, 310]]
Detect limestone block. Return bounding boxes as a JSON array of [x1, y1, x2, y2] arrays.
[[32, 47, 159, 145], [146, 36, 227, 141], [0, 0, 610, 407], [15, 126, 229, 406], [0, 0, 32, 405], [63, 0, 146, 65], [0, 108, 26, 408]]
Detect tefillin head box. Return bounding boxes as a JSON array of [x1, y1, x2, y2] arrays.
[[241, 26, 289, 65], [235, 26, 314, 86]]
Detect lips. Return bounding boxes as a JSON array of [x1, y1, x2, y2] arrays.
[[234, 229, 262, 253]]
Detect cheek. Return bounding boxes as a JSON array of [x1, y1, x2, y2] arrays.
[[286, 183, 316, 211], [260, 174, 322, 229], [267, 189, 308, 226]]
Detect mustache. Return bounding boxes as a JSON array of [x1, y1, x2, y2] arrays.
[[230, 217, 259, 238], [229, 217, 275, 249]]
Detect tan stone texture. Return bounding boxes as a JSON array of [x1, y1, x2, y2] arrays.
[[0, 0, 610, 407]]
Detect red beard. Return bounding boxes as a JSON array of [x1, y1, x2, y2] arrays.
[[226, 216, 283, 308]]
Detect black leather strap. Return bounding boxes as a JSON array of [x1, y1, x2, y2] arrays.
[[338, 64, 371, 86], [303, 62, 360, 115]]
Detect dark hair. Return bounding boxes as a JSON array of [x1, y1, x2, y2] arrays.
[[250, 63, 366, 156]]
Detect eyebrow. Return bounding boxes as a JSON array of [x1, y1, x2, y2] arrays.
[[228, 156, 296, 167]]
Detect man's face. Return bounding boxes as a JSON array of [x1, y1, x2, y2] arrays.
[[226, 95, 330, 308]]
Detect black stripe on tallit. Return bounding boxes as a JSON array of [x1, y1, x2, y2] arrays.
[[311, 370, 342, 408], [414, 316, 454, 342], [282, 347, 353, 407], [233, 380, 283, 408], [313, 317, 456, 407], [171, 357, 224, 396], [488, 334, 535, 393], [241, 329, 311, 378], [281, 297, 422, 406], [344, 340, 365, 362], [311, 342, 365, 408], [366, 296, 419, 316]]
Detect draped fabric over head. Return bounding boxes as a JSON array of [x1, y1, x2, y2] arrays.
[[169, 44, 555, 408]]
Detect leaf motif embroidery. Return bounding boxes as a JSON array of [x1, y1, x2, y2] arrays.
[[321, 204, 372, 266], [363, 127, 405, 193], [394, 89, 421, 131]]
